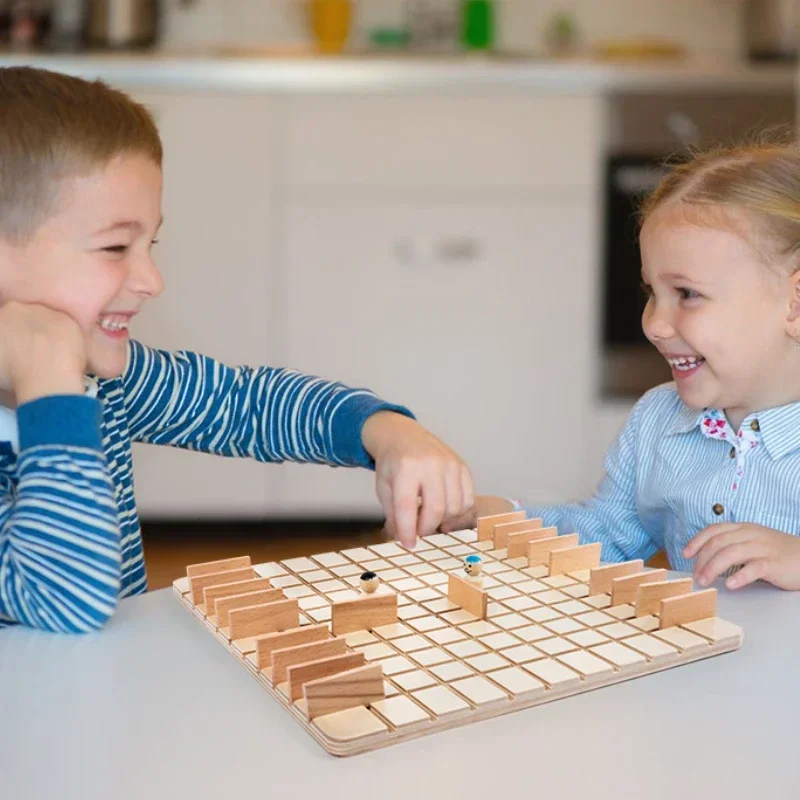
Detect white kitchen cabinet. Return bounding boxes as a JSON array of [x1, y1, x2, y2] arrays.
[[125, 92, 280, 517], [276, 198, 600, 515]]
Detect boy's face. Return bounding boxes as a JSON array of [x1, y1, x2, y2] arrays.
[[0, 153, 164, 380], [640, 201, 800, 429]]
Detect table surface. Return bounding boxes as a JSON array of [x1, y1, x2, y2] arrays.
[[2, 577, 799, 800]]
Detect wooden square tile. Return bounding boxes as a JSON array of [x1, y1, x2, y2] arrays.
[[486, 548, 508, 560], [513, 624, 553, 643], [451, 675, 509, 705], [384, 680, 400, 697], [474, 541, 494, 552], [345, 630, 378, 647], [583, 594, 612, 609], [340, 547, 375, 563], [489, 666, 547, 698], [629, 615, 660, 632], [360, 559, 392, 573], [479, 632, 520, 650], [429, 557, 462, 571], [398, 605, 428, 621], [426, 627, 467, 646], [370, 542, 408, 559], [442, 609, 480, 625], [311, 552, 349, 568], [557, 650, 615, 679], [425, 534, 462, 548], [391, 577, 426, 592], [542, 616, 585, 636], [302, 570, 332, 583], [281, 556, 317, 573], [358, 643, 397, 661], [523, 658, 581, 689], [430, 661, 475, 682], [568, 569, 592, 582], [373, 622, 414, 640], [445, 640, 488, 658], [539, 574, 577, 589], [522, 565, 549, 579], [487, 586, 521, 601], [254, 562, 286, 578], [492, 613, 529, 630], [503, 596, 539, 612], [682, 617, 742, 645], [308, 606, 333, 622], [270, 575, 302, 588], [497, 570, 531, 585], [330, 563, 362, 578], [589, 641, 648, 669], [392, 635, 430, 654], [420, 573, 449, 587], [315, 579, 348, 594], [449, 529, 479, 544], [460, 620, 500, 637], [623, 634, 680, 662], [498, 644, 545, 665], [606, 603, 636, 621], [282, 584, 317, 599], [483, 561, 511, 575], [562, 583, 591, 599], [422, 598, 459, 614], [552, 600, 593, 616], [298, 595, 330, 610], [371, 695, 431, 727], [652, 627, 710, 653], [534, 637, 578, 657], [327, 589, 361, 604], [523, 607, 562, 623], [379, 655, 417, 676], [392, 670, 438, 692], [410, 648, 453, 668], [596, 622, 639, 640], [565, 629, 609, 648], [404, 562, 438, 577], [443, 544, 475, 557], [312, 706, 389, 742], [514, 579, 549, 594], [465, 653, 510, 673], [406, 615, 448, 633], [532, 589, 571, 605], [412, 685, 470, 717], [379, 569, 408, 582], [574, 610, 616, 628], [406, 588, 442, 603], [389, 554, 423, 567]]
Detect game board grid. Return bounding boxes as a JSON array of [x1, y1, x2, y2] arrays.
[[174, 530, 743, 755]]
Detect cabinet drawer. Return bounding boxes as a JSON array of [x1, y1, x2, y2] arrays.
[[284, 94, 602, 191]]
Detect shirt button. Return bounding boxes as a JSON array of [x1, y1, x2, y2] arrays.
[[712, 503, 725, 515], [729, 446, 736, 458], [750, 419, 760, 432]]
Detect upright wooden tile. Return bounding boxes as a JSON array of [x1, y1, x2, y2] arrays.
[[186, 555, 252, 579], [303, 663, 385, 720], [190, 566, 257, 604], [659, 589, 717, 629], [447, 573, 488, 619], [215, 588, 284, 627], [549, 543, 602, 576], [255, 624, 330, 670], [202, 577, 273, 618], [491, 518, 544, 549], [506, 527, 555, 559], [287, 652, 367, 701], [272, 637, 348, 685], [331, 592, 398, 635], [588, 560, 645, 596], [229, 598, 300, 641], [610, 569, 668, 606], [528, 534, 579, 568], [477, 511, 525, 542], [635, 578, 693, 617]]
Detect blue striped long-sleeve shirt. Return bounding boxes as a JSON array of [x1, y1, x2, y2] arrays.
[[0, 341, 412, 633], [518, 382, 800, 571]]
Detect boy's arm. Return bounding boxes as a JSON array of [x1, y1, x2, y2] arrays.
[[0, 396, 121, 632], [453, 399, 657, 564], [122, 340, 413, 468]]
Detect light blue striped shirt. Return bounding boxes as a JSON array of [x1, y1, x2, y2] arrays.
[[0, 340, 411, 633], [520, 382, 800, 570]]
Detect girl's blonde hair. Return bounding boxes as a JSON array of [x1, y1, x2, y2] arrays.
[[0, 66, 162, 244], [640, 132, 800, 269]]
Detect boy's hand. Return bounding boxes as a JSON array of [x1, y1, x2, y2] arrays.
[[361, 411, 474, 549], [683, 523, 800, 591], [0, 302, 87, 404], [438, 495, 517, 533]]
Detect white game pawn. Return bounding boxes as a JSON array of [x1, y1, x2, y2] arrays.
[[360, 571, 379, 593]]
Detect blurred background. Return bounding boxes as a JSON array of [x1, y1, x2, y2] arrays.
[[0, 0, 797, 584]]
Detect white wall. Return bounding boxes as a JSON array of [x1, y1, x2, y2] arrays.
[[162, 0, 744, 57]]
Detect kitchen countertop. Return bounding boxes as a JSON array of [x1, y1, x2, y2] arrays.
[[1, 578, 799, 799], [0, 50, 795, 93]]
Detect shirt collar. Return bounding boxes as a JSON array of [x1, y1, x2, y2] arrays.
[[666, 400, 800, 460]]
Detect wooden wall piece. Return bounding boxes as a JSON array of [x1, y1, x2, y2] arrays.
[[635, 579, 693, 618], [476, 511, 525, 542], [255, 625, 330, 670], [190, 566, 257, 604], [447, 573, 488, 619], [549, 542, 602, 576], [272, 638, 348, 686], [610, 569, 668, 606], [304, 664, 385, 720], [331, 592, 398, 636], [186, 555, 252, 579], [492, 518, 543, 550], [527, 533, 579, 567], [287, 652, 366, 701], [659, 588, 717, 629], [506, 527, 554, 559], [229, 598, 300, 641], [214, 588, 284, 627], [202, 577, 273, 617], [588, 560, 645, 596]]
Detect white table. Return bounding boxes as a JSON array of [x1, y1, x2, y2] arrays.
[[2, 579, 799, 799]]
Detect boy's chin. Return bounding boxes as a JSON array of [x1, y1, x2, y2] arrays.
[[87, 344, 128, 380]]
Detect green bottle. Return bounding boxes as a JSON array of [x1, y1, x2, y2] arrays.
[[461, 0, 494, 51]]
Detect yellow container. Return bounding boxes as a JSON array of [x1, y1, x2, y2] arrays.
[[309, 0, 352, 54]]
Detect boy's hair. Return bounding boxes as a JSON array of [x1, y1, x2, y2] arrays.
[[0, 66, 162, 244], [639, 130, 800, 269]]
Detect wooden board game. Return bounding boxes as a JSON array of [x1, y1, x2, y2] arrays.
[[172, 514, 744, 757]]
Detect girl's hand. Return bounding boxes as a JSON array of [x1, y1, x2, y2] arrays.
[[683, 523, 800, 591]]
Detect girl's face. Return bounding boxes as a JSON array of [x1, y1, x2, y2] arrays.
[[640, 201, 800, 430]]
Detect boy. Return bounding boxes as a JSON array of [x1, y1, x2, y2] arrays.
[[0, 66, 474, 633]]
